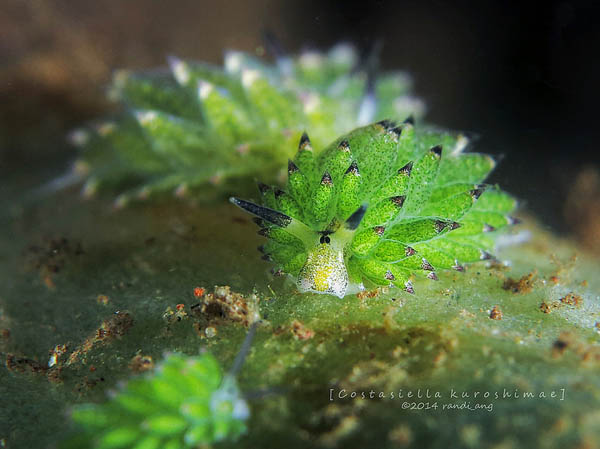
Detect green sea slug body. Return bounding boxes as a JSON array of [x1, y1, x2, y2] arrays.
[[67, 352, 248, 448], [63, 324, 266, 449], [231, 120, 518, 298], [64, 320, 260, 449]]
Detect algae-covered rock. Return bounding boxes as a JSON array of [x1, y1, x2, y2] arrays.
[[1, 182, 600, 448]]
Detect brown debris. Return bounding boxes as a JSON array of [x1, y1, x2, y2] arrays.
[[318, 416, 359, 447], [46, 367, 63, 384], [191, 286, 259, 328], [96, 311, 133, 339], [272, 325, 287, 337], [559, 292, 583, 307], [0, 308, 11, 354], [342, 359, 408, 392], [66, 311, 133, 366], [271, 321, 314, 340], [204, 326, 218, 338], [388, 424, 413, 447], [540, 293, 583, 313], [547, 254, 578, 285], [459, 309, 476, 319], [489, 306, 503, 320], [48, 344, 68, 368], [6, 354, 46, 374], [163, 303, 188, 325], [290, 320, 315, 340], [383, 305, 401, 333], [564, 166, 600, 254], [391, 345, 409, 358], [74, 376, 106, 395], [129, 354, 154, 373], [551, 331, 600, 365], [552, 333, 573, 357], [5, 353, 64, 383], [581, 346, 600, 364], [502, 272, 536, 293], [432, 350, 448, 366], [539, 301, 560, 314], [25, 237, 84, 288], [487, 260, 510, 272], [356, 287, 387, 300], [96, 294, 110, 305]]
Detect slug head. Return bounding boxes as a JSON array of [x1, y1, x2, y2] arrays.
[[297, 234, 349, 299]]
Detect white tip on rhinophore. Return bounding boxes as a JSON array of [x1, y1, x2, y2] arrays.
[[394, 96, 426, 118], [276, 57, 294, 78], [96, 121, 116, 136], [452, 134, 470, 155], [168, 55, 190, 85], [298, 51, 324, 69], [495, 230, 532, 249], [241, 69, 260, 88], [232, 397, 250, 420], [135, 110, 157, 126], [112, 69, 130, 89], [329, 43, 357, 66], [301, 93, 320, 114], [357, 93, 376, 126], [113, 194, 128, 209], [68, 129, 89, 146], [81, 178, 99, 199], [224, 51, 244, 74], [174, 183, 188, 198], [137, 186, 150, 200], [198, 80, 214, 99]]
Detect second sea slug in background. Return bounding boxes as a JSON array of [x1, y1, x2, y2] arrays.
[[69, 43, 424, 206]]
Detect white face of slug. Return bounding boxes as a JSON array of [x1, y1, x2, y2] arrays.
[[297, 237, 349, 299]]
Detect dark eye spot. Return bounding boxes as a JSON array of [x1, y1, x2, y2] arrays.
[[320, 235, 331, 244]]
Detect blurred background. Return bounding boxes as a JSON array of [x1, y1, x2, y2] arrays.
[[1, 0, 599, 247]]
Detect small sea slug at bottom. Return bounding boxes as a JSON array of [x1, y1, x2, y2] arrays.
[[64, 352, 249, 449], [231, 120, 518, 298]]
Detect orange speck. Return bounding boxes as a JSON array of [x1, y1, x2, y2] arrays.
[[96, 294, 110, 305], [290, 319, 315, 340], [194, 287, 205, 298], [89, 365, 96, 372], [560, 292, 582, 307], [176, 303, 185, 311], [549, 275, 559, 284], [43, 274, 55, 290], [489, 306, 503, 320]]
